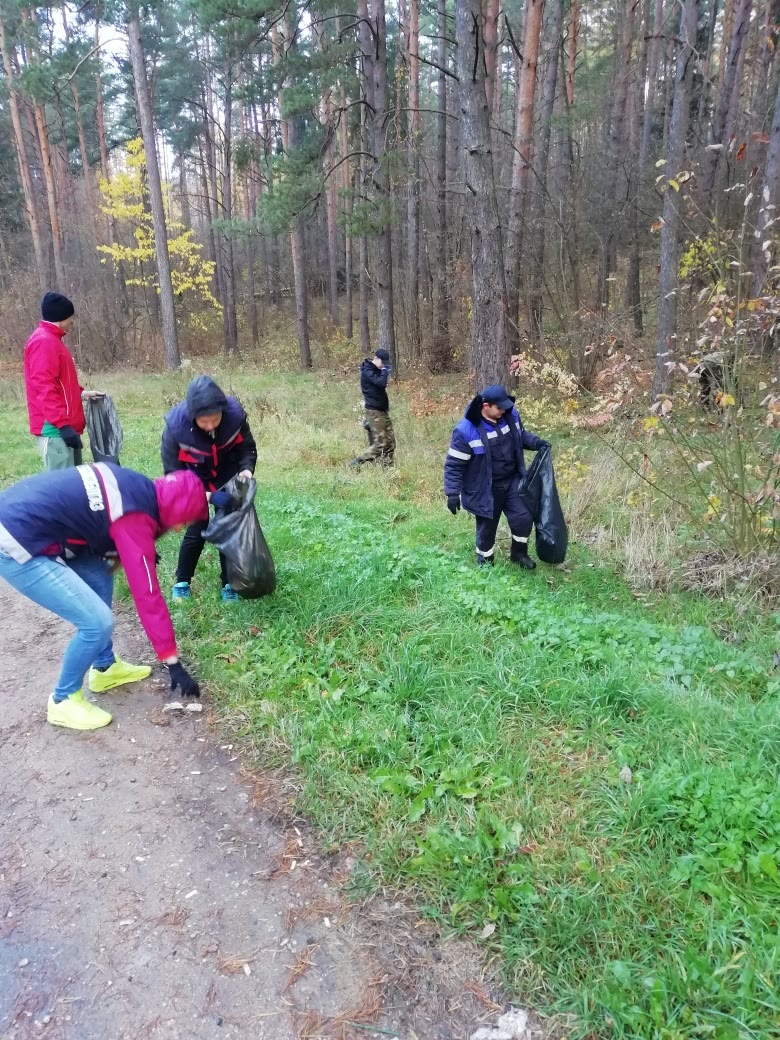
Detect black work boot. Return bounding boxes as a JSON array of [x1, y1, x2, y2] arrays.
[[510, 541, 536, 570], [476, 553, 495, 568]]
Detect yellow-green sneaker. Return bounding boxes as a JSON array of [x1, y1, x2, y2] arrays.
[[88, 658, 152, 693], [47, 690, 112, 731]]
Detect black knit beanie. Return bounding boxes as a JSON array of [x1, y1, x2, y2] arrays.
[[41, 292, 75, 323]]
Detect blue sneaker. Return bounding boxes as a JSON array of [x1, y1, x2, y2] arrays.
[[172, 581, 192, 601], [221, 584, 240, 603]]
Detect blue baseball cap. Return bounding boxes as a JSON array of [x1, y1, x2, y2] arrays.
[[481, 384, 514, 411]]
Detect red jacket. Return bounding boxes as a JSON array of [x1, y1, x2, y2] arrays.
[[24, 321, 85, 436]]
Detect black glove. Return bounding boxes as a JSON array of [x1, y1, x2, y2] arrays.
[[59, 425, 82, 450], [447, 495, 461, 515], [537, 440, 551, 450], [167, 661, 200, 698], [210, 490, 235, 513]]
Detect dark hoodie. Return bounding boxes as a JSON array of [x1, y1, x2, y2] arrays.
[[360, 359, 390, 411], [161, 376, 257, 491], [443, 394, 546, 517]]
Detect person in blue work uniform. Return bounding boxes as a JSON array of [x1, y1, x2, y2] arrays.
[[443, 384, 550, 569]]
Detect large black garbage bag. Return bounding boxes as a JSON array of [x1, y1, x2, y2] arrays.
[[85, 394, 123, 464], [518, 446, 568, 565], [203, 476, 276, 598]]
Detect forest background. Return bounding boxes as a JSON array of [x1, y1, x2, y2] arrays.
[[1, 0, 780, 1036]]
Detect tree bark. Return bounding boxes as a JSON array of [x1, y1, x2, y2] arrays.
[[505, 0, 545, 353], [528, 0, 564, 343], [597, 0, 638, 314], [456, 0, 509, 386], [566, 0, 579, 106], [220, 67, 239, 355], [321, 27, 340, 327], [431, 0, 450, 371], [654, 0, 699, 398], [368, 0, 398, 371], [702, 0, 752, 197], [406, 0, 421, 358], [627, 0, 649, 334], [358, 0, 374, 355], [0, 18, 46, 290], [277, 15, 311, 369], [641, 0, 665, 167], [484, 0, 500, 113], [127, 7, 180, 369], [753, 69, 780, 291]]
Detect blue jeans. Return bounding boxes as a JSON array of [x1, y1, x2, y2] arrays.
[[0, 551, 116, 702]]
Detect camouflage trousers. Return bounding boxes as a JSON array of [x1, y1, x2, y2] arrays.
[[355, 408, 396, 463]]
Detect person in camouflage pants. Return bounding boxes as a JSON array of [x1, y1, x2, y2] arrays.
[[350, 349, 396, 466]]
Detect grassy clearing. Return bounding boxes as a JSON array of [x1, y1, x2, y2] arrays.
[[4, 364, 780, 1039]]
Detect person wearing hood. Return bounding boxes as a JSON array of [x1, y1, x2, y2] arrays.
[[349, 349, 396, 467], [23, 292, 103, 470], [161, 375, 257, 602], [444, 385, 550, 569], [0, 464, 208, 731]]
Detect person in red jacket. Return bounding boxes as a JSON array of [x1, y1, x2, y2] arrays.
[[24, 292, 102, 470], [0, 465, 210, 731]]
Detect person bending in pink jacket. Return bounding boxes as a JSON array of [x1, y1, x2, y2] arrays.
[[0, 464, 211, 731]]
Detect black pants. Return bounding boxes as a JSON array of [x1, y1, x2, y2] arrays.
[[176, 520, 228, 586], [475, 481, 533, 562]]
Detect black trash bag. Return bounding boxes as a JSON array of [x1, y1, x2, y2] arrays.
[[85, 394, 123, 464], [518, 446, 568, 565], [202, 476, 276, 598]]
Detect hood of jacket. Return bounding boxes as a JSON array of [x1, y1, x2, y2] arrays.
[[464, 393, 516, 426], [153, 470, 208, 531], [186, 375, 228, 420]]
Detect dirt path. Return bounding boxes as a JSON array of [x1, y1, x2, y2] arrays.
[[0, 587, 537, 1040]]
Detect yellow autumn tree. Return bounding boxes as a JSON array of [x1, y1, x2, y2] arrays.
[[98, 138, 220, 314]]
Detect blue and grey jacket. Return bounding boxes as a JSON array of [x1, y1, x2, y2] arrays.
[[443, 394, 546, 518]]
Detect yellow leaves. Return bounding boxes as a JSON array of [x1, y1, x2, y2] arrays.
[[668, 178, 680, 192], [97, 138, 220, 312], [643, 416, 660, 431], [715, 392, 735, 407]]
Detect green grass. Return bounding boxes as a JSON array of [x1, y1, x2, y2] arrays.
[[4, 365, 780, 1039]]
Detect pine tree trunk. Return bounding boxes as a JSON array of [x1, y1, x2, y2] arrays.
[[221, 69, 239, 355], [627, 0, 648, 334], [342, 100, 354, 341], [597, 0, 638, 314], [702, 0, 753, 197], [431, 0, 450, 371], [178, 147, 192, 230], [484, 0, 500, 115], [456, 0, 509, 386], [33, 101, 66, 288], [528, 0, 564, 343], [406, 0, 421, 358], [368, 0, 398, 370], [358, 0, 374, 355], [641, 0, 664, 166], [0, 19, 46, 290], [566, 0, 579, 106], [654, 0, 699, 398], [505, 0, 545, 353], [753, 70, 780, 291], [277, 17, 311, 369], [321, 27, 340, 327], [127, 7, 180, 369]]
